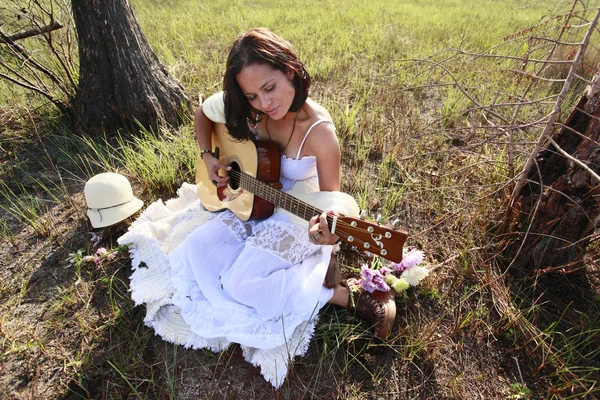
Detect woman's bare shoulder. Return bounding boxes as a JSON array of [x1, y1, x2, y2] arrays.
[[304, 98, 333, 122]]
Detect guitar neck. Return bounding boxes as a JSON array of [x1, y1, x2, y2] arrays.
[[238, 171, 324, 222]]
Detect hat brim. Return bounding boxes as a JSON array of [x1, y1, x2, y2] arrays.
[[87, 197, 144, 228]]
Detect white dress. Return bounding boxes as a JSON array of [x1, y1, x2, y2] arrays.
[[118, 113, 336, 387]]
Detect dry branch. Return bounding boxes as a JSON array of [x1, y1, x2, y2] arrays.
[[0, 21, 63, 44], [509, 8, 600, 205]]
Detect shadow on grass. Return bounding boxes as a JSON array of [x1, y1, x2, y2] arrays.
[[500, 254, 600, 398]]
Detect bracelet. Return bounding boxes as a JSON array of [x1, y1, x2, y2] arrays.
[[200, 149, 212, 159]]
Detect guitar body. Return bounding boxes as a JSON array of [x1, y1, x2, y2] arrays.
[[196, 124, 281, 221]]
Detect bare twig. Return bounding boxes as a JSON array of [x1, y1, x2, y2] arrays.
[[547, 136, 600, 183], [512, 356, 525, 385], [0, 70, 63, 111], [0, 30, 70, 95]]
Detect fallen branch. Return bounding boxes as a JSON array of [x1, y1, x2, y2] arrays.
[[0, 21, 63, 44]]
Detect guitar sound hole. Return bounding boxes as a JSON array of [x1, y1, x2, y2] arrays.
[[229, 162, 241, 190]]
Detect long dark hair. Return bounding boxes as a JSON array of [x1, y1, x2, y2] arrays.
[[223, 28, 311, 140]]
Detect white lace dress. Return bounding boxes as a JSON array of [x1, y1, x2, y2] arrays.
[[118, 119, 336, 388]]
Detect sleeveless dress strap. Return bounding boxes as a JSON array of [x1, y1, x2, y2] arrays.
[[296, 120, 333, 159]]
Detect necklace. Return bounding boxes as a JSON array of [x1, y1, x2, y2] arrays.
[[265, 111, 300, 154]]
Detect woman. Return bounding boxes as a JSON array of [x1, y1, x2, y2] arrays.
[[120, 28, 394, 388]]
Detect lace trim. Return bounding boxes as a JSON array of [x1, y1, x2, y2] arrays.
[[218, 211, 256, 242], [247, 220, 317, 264], [217, 211, 318, 264]]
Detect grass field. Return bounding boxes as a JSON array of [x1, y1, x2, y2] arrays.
[[1, 0, 600, 398]]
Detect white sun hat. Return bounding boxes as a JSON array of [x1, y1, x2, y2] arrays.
[[85, 172, 144, 228]]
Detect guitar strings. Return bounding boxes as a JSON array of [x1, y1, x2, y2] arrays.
[[229, 170, 396, 257], [226, 169, 362, 233], [224, 169, 395, 253], [227, 168, 371, 235]]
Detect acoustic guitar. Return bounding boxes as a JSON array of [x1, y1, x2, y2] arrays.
[[196, 124, 408, 262]]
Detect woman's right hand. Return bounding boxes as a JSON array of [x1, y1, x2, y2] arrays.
[[203, 153, 230, 188]]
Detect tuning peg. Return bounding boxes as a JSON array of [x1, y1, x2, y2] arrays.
[[392, 219, 401, 230], [359, 210, 367, 220]]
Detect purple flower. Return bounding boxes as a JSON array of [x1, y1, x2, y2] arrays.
[[390, 261, 403, 272], [93, 257, 101, 265], [380, 267, 392, 276], [88, 232, 102, 247], [360, 265, 390, 293], [96, 247, 108, 256], [391, 248, 424, 272]]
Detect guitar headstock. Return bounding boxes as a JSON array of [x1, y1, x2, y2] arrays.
[[336, 216, 408, 263]]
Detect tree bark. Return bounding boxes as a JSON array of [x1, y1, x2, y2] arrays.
[[71, 0, 190, 134], [506, 72, 600, 278]]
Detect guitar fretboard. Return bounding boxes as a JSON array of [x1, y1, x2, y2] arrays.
[[238, 171, 330, 223]]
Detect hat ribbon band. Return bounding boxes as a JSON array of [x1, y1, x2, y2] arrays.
[[88, 197, 134, 223]]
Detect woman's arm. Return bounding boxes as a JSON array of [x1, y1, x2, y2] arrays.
[[305, 122, 341, 245], [195, 104, 230, 187], [304, 123, 341, 191], [309, 122, 341, 192]]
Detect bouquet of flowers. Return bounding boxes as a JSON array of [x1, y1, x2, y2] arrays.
[[346, 247, 428, 295]]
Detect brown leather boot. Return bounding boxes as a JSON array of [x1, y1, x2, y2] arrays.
[[324, 253, 342, 289], [347, 288, 396, 339]]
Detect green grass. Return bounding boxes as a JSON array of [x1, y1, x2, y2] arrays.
[[1, 0, 600, 398]]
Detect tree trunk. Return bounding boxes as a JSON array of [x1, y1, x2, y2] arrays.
[[506, 73, 600, 280], [71, 0, 190, 134]]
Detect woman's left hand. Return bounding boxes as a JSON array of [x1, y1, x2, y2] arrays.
[[308, 211, 339, 245]]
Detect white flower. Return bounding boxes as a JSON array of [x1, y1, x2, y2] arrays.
[[400, 265, 429, 286]]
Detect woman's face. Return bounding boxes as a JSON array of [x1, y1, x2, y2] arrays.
[[236, 63, 296, 120]]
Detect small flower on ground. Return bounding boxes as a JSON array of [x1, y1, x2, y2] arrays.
[[65, 249, 86, 268], [401, 265, 429, 286], [82, 255, 95, 263], [391, 278, 410, 293], [67, 253, 77, 265], [383, 273, 411, 293], [106, 252, 117, 261], [96, 247, 108, 256], [360, 264, 390, 293], [351, 246, 428, 295], [390, 247, 424, 273], [93, 257, 101, 265], [88, 232, 102, 247], [384, 273, 396, 285]]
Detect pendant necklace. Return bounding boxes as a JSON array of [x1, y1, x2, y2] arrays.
[[265, 111, 300, 154]]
